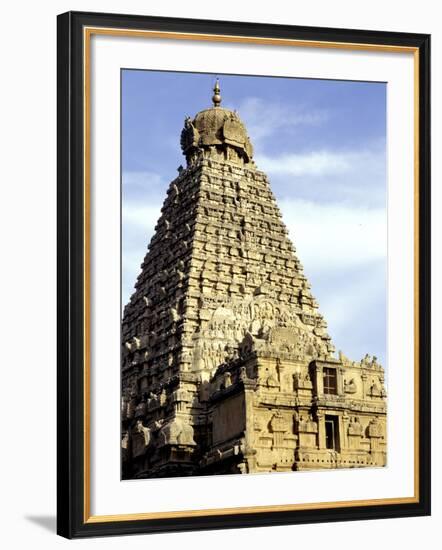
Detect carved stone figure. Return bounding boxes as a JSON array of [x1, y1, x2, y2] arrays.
[[158, 417, 195, 447], [131, 420, 151, 458], [344, 378, 357, 394], [367, 417, 384, 438], [348, 416, 363, 436]]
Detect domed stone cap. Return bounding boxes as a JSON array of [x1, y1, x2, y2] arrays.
[[180, 80, 254, 163]]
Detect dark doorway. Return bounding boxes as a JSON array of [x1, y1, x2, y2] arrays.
[[325, 415, 340, 450]]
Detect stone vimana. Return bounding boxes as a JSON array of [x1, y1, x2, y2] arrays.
[[121, 80, 387, 479]]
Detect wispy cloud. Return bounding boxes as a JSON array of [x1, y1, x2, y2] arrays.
[[280, 198, 386, 273], [122, 203, 162, 231], [258, 144, 386, 209], [231, 96, 330, 142], [257, 148, 384, 178], [122, 170, 166, 304], [315, 262, 386, 367], [122, 170, 166, 201], [278, 197, 386, 366]]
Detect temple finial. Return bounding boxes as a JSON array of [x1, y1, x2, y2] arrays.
[[212, 78, 221, 107]]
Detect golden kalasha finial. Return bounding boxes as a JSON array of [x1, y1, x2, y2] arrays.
[[212, 78, 221, 107]]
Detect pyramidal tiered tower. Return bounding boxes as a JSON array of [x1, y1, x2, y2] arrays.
[[121, 81, 387, 478]]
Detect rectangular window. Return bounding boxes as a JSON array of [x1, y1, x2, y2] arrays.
[[325, 415, 340, 450], [323, 367, 337, 394]]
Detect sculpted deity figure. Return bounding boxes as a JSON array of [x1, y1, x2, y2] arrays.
[[348, 416, 363, 436], [266, 373, 279, 388], [361, 353, 371, 366], [135, 419, 150, 447], [134, 399, 147, 418], [344, 378, 357, 394], [158, 417, 195, 447], [367, 417, 383, 438], [121, 394, 128, 421], [370, 382, 381, 397], [223, 371, 232, 388]]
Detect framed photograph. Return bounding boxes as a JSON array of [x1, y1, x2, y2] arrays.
[[57, 11, 431, 538]]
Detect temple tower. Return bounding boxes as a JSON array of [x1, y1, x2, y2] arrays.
[[121, 82, 387, 478]]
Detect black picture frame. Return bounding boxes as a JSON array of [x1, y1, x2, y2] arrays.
[[57, 10, 431, 539]]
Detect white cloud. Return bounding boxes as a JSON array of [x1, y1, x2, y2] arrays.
[[231, 96, 329, 142], [278, 198, 386, 365], [257, 148, 384, 178], [122, 171, 167, 304], [318, 264, 386, 366], [123, 170, 164, 189], [319, 266, 384, 334], [122, 249, 148, 303], [280, 198, 386, 273], [122, 201, 163, 304], [122, 202, 162, 232], [280, 197, 386, 363]]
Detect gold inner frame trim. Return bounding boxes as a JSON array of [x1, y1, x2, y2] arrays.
[[83, 26, 420, 524]]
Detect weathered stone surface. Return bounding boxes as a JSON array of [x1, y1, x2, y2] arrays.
[[121, 83, 387, 479]]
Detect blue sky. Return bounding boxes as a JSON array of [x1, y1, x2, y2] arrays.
[[122, 70, 387, 369]]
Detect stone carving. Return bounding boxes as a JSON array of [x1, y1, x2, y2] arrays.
[[126, 387, 138, 420], [270, 411, 287, 432], [223, 371, 232, 388], [158, 417, 196, 447], [180, 116, 200, 153], [348, 416, 363, 436], [369, 382, 381, 397], [270, 411, 287, 448], [344, 378, 357, 394], [297, 414, 318, 433], [121, 431, 129, 450], [293, 372, 313, 390], [367, 417, 384, 438], [266, 375, 280, 389], [121, 82, 387, 478], [132, 420, 151, 458], [134, 400, 147, 418], [180, 85, 253, 164], [121, 395, 128, 421]]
